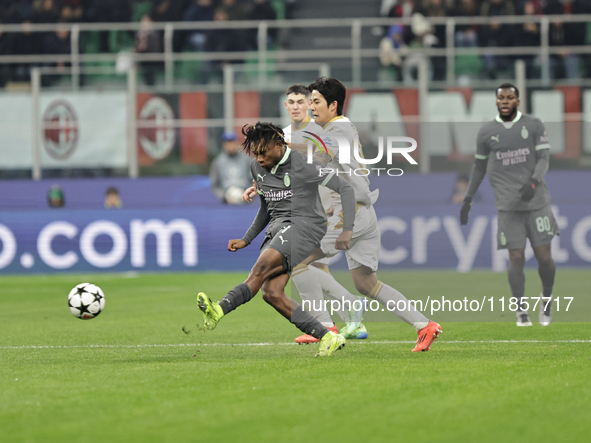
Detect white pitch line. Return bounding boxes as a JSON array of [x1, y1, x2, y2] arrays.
[[1, 339, 590, 350]]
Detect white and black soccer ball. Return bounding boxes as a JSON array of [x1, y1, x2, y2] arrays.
[[68, 283, 105, 320], [225, 186, 245, 205]]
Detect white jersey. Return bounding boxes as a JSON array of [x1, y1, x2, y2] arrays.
[[320, 116, 379, 213], [283, 118, 333, 212]]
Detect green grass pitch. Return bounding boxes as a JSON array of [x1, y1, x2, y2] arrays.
[[1, 270, 590, 443]]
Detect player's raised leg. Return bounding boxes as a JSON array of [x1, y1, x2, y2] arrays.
[[197, 247, 284, 329]]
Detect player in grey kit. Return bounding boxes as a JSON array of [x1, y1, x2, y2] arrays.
[[196, 122, 357, 356], [460, 83, 558, 327]]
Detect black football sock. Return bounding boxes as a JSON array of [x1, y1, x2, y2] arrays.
[[291, 305, 329, 340], [508, 263, 526, 311], [538, 259, 556, 311], [219, 283, 254, 315]]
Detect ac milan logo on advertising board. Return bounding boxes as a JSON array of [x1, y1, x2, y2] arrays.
[[139, 97, 176, 160], [42, 100, 79, 160]]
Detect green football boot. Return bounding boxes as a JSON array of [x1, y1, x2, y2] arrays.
[[197, 292, 224, 330], [316, 331, 346, 357]]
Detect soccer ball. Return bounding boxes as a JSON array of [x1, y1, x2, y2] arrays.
[[225, 186, 245, 205], [68, 283, 105, 320]]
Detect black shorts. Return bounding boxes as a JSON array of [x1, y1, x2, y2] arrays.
[[261, 221, 321, 273]]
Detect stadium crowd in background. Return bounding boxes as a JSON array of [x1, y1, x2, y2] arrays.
[[2, 1, 591, 86], [379, 0, 591, 82]]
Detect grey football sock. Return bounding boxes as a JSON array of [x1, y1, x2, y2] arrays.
[[538, 260, 556, 299], [219, 283, 254, 315], [508, 263, 526, 311], [291, 305, 329, 339], [538, 259, 556, 314]]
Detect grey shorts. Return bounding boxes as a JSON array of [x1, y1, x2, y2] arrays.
[[497, 205, 559, 250], [261, 222, 321, 273]]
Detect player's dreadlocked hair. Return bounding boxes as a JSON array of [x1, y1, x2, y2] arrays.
[[240, 122, 285, 155]]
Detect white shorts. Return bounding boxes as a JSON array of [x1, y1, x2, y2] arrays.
[[321, 205, 380, 271], [313, 257, 330, 266]]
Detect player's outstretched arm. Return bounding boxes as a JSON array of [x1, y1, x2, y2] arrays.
[[461, 158, 487, 225]]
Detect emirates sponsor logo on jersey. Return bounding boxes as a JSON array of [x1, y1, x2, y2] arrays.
[[263, 189, 292, 202], [496, 147, 530, 166]]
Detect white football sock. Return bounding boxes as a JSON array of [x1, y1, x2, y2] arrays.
[[291, 265, 334, 328], [309, 266, 363, 325], [369, 281, 429, 331]]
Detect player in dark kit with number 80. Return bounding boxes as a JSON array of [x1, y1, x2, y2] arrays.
[[460, 83, 558, 327], [196, 122, 357, 356]]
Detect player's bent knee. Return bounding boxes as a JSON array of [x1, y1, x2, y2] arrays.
[[354, 282, 373, 297], [261, 288, 281, 306]]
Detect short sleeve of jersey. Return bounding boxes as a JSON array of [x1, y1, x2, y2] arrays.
[[292, 153, 335, 186], [533, 119, 550, 151], [318, 132, 339, 160], [475, 127, 491, 160]]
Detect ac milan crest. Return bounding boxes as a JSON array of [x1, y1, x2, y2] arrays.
[[138, 97, 176, 160], [42, 100, 79, 160]]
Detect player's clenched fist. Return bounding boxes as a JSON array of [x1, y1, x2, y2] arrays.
[[335, 230, 353, 250], [228, 239, 247, 252]]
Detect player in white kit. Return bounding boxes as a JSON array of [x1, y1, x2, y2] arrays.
[[302, 77, 442, 352]]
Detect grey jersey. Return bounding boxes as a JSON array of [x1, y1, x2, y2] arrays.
[[476, 112, 551, 211], [242, 147, 354, 245]]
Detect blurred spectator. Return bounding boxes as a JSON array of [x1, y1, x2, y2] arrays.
[[43, 23, 71, 73], [416, 0, 448, 81], [11, 21, 43, 81], [387, 0, 417, 46], [183, 0, 215, 52], [545, 0, 589, 80], [60, 0, 84, 22], [219, 0, 248, 21], [517, 0, 541, 78], [248, 0, 277, 50], [379, 24, 407, 81], [152, 0, 190, 52], [135, 13, 163, 85], [400, 12, 438, 83], [480, 0, 516, 79], [152, 0, 190, 22], [1, 0, 23, 24], [48, 184, 65, 208], [104, 187, 122, 209], [452, 0, 479, 48], [32, 0, 59, 23], [85, 0, 132, 52], [205, 7, 247, 64], [209, 131, 252, 205]]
